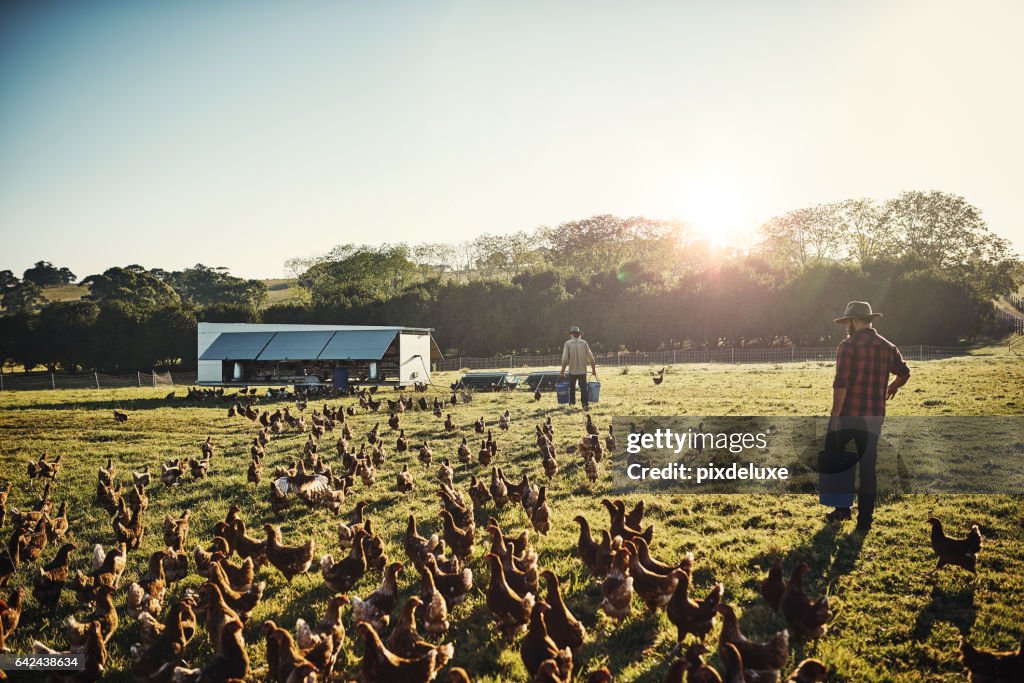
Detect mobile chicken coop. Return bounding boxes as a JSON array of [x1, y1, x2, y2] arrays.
[[196, 322, 442, 388]]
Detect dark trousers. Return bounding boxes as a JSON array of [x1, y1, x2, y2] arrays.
[[568, 373, 589, 407], [826, 416, 882, 524]]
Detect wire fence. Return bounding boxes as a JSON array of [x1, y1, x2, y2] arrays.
[[995, 308, 1024, 335], [0, 370, 199, 392], [432, 344, 977, 372]]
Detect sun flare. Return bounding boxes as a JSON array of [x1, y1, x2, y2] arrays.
[[679, 177, 748, 247]]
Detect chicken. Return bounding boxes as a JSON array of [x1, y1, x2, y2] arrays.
[[539, 570, 585, 652], [602, 498, 654, 545], [248, 456, 263, 485], [652, 368, 665, 385], [161, 458, 184, 486], [130, 598, 198, 676], [761, 557, 785, 611], [522, 602, 573, 678], [718, 603, 789, 676], [34, 619, 108, 683], [959, 634, 1024, 682], [573, 516, 603, 576], [600, 548, 634, 621], [445, 414, 457, 433], [469, 475, 491, 508], [112, 502, 145, 550], [264, 524, 315, 581], [663, 658, 690, 683], [786, 659, 828, 683], [163, 510, 191, 550], [388, 596, 440, 659], [0, 588, 23, 638], [684, 644, 723, 683], [229, 519, 268, 566], [89, 542, 128, 586], [68, 583, 118, 645], [34, 542, 76, 608], [666, 570, 723, 642], [357, 620, 453, 683], [133, 465, 152, 488], [419, 441, 433, 466], [397, 464, 415, 493], [172, 617, 249, 683], [780, 563, 831, 640], [484, 552, 536, 636], [45, 500, 70, 541], [28, 453, 63, 479], [207, 560, 265, 622], [418, 565, 451, 635], [928, 514, 983, 575], [404, 514, 440, 568], [337, 500, 369, 548], [530, 486, 552, 535], [627, 543, 684, 610], [126, 551, 167, 619], [263, 619, 322, 683], [719, 642, 746, 683], [478, 440, 493, 467], [605, 424, 616, 453], [352, 561, 403, 631], [436, 458, 454, 489], [397, 429, 410, 452], [440, 510, 475, 559], [188, 456, 210, 479], [457, 437, 471, 464], [114, 409, 129, 422], [162, 546, 190, 583], [423, 552, 473, 607], [489, 467, 508, 507], [295, 594, 348, 675], [584, 454, 600, 483], [320, 531, 367, 593]]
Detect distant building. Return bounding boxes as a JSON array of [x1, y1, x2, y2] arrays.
[[196, 322, 441, 388]]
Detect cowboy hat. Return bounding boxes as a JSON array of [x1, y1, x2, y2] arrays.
[[834, 301, 883, 323], [569, 325, 581, 334]]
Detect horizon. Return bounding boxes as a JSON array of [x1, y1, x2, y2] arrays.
[[2, 1, 1023, 280]]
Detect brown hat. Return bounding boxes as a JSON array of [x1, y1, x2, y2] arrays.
[[834, 301, 883, 324]]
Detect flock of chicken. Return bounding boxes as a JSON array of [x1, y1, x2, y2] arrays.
[[0, 381, 1020, 682]]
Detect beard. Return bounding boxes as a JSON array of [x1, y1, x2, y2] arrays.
[[847, 321, 856, 337]]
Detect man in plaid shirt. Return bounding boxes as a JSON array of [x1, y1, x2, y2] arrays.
[[825, 301, 911, 531]]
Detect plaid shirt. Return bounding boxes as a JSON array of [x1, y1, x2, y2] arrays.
[[833, 328, 910, 417]]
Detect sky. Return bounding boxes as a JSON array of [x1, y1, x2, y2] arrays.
[[1, 0, 1022, 279]]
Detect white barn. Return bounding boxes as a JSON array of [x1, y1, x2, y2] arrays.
[[196, 322, 441, 388]]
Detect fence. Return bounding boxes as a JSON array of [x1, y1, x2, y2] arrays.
[[432, 345, 975, 372], [0, 370, 199, 392], [995, 308, 1024, 335]]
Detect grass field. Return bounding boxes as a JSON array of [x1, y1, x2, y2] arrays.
[[0, 354, 1022, 681]]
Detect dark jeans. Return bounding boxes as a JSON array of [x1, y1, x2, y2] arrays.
[[826, 416, 882, 525], [568, 373, 589, 408]]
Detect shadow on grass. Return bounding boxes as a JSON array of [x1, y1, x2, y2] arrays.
[[910, 581, 977, 640]]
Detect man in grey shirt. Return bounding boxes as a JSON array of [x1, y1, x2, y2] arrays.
[[559, 325, 598, 409]]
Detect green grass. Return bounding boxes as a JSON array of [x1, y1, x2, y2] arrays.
[[0, 355, 1022, 681]]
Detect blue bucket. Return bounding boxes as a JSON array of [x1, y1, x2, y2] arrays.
[[587, 381, 601, 403], [555, 382, 570, 404], [817, 449, 857, 508]]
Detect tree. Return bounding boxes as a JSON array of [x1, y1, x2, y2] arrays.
[[81, 265, 181, 309], [0, 270, 18, 290], [542, 215, 685, 276], [161, 264, 267, 310], [2, 280, 45, 313], [758, 205, 844, 269], [23, 261, 75, 287], [35, 301, 100, 371], [298, 244, 427, 306]]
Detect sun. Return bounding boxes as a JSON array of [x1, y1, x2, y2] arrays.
[[678, 177, 748, 247]]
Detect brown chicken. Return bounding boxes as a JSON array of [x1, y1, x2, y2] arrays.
[[627, 542, 685, 610], [441, 510, 475, 559], [719, 642, 746, 683], [761, 557, 785, 611], [485, 553, 536, 636], [600, 548, 634, 621], [126, 551, 166, 619], [780, 563, 831, 640], [295, 594, 348, 676], [387, 595, 452, 664], [666, 570, 723, 642], [404, 514, 440, 568], [959, 634, 1023, 682], [419, 564, 451, 635], [423, 553, 473, 607], [717, 603, 789, 675], [263, 619, 322, 683], [33, 542, 76, 609], [173, 618, 249, 683], [539, 570, 586, 653], [264, 524, 315, 581], [352, 561, 403, 631], [163, 510, 190, 550], [573, 516, 603, 575], [685, 644, 723, 683], [68, 583, 118, 645], [929, 515, 983, 575], [522, 602, 573, 678], [786, 659, 828, 682], [358, 620, 453, 683], [34, 619, 108, 683], [0, 588, 23, 639], [131, 597, 198, 676], [321, 531, 368, 593]]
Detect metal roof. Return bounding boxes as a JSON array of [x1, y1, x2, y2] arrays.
[[318, 329, 397, 360], [256, 331, 336, 361], [199, 331, 275, 361]]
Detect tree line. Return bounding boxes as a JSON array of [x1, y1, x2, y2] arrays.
[[0, 191, 1019, 372]]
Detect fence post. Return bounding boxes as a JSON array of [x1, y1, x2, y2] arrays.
[[0, 371, 4, 391], [918, 344, 923, 361], [152, 371, 157, 388], [673, 350, 677, 364], [51, 373, 56, 390], [731, 348, 735, 364], [137, 371, 142, 388], [94, 372, 99, 390]]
